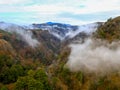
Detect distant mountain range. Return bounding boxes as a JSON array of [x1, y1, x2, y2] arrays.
[[29, 22, 102, 40], [0, 21, 102, 41]]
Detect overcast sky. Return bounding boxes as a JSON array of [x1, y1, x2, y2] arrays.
[[0, 0, 120, 25]]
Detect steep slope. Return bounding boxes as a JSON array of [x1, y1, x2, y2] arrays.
[[0, 28, 59, 65], [0, 22, 39, 47], [0, 39, 15, 56], [94, 16, 120, 42], [32, 30, 61, 53]]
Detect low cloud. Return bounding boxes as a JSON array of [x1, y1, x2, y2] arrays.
[[66, 38, 120, 75], [0, 22, 39, 47], [15, 30, 39, 47]]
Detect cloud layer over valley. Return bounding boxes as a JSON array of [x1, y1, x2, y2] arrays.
[[66, 38, 120, 75]]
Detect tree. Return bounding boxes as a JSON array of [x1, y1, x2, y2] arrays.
[[0, 64, 25, 84], [0, 86, 8, 90], [15, 69, 52, 90], [15, 76, 44, 90], [34, 69, 52, 90]]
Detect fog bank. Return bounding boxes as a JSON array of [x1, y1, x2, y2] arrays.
[[66, 38, 120, 74]]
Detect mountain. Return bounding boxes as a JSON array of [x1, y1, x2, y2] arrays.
[[0, 21, 101, 41], [0, 22, 25, 32], [29, 22, 101, 40], [0, 22, 102, 56], [0, 21, 102, 65], [0, 22, 62, 65], [0, 39, 15, 56], [94, 16, 120, 42], [0, 22, 40, 47]]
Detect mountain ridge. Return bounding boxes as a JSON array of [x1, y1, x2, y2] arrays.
[[0, 21, 102, 41], [29, 22, 102, 40]]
